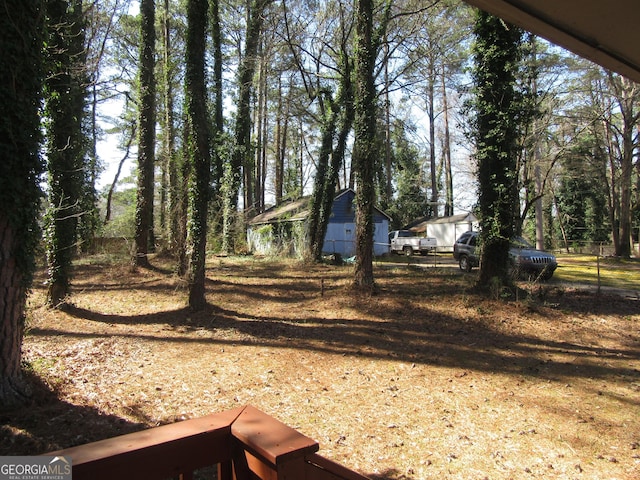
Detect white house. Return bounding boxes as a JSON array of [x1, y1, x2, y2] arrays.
[[407, 213, 478, 252]]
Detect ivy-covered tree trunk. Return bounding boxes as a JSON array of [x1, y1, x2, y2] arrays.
[[0, 0, 45, 407], [308, 94, 337, 261], [134, 0, 156, 267], [161, 0, 178, 253], [352, 0, 377, 289], [185, 0, 211, 311], [176, 124, 191, 277], [222, 0, 272, 254], [471, 10, 523, 288], [44, 0, 87, 307], [309, 54, 355, 262], [210, 0, 224, 187]]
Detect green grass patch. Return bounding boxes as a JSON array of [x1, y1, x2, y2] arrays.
[[554, 254, 640, 291]]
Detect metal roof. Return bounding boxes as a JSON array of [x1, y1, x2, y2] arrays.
[[464, 0, 640, 83], [248, 189, 392, 225], [248, 196, 311, 225]]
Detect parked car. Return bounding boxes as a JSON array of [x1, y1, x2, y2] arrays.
[[453, 231, 558, 279], [453, 231, 479, 272]]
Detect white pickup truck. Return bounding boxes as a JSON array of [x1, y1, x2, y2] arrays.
[[389, 230, 437, 256]]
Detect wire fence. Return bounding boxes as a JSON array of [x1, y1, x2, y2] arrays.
[[551, 251, 639, 293], [551, 240, 640, 258]]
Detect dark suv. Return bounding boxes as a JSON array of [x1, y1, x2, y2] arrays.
[[453, 231, 558, 280]]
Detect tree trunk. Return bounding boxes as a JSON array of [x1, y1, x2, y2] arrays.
[[0, 0, 44, 407], [222, 0, 273, 253], [260, 74, 269, 212], [280, 97, 290, 196], [618, 128, 634, 257], [45, 0, 87, 306], [86, 0, 118, 251], [472, 11, 522, 288], [186, 0, 212, 311], [176, 125, 190, 277], [602, 118, 621, 255], [535, 163, 544, 250], [211, 0, 224, 187], [308, 95, 337, 261], [353, 0, 376, 290], [134, 0, 156, 267], [161, 0, 179, 252], [274, 74, 284, 205], [426, 61, 438, 218], [441, 65, 454, 217], [106, 122, 136, 224], [311, 48, 355, 262], [610, 75, 639, 257], [0, 216, 32, 407], [158, 0, 170, 242], [384, 40, 392, 204], [255, 54, 266, 212]]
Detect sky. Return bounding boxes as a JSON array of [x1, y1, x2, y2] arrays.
[[96, 104, 136, 192]]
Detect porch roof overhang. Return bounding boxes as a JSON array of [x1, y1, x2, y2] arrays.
[[464, 0, 640, 84]]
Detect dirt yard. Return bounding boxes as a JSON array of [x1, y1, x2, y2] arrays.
[[3, 255, 640, 479]]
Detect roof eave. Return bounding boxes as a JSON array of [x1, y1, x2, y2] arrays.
[[463, 0, 640, 84]]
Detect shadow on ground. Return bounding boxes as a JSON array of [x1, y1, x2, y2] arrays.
[[0, 370, 146, 455], [10, 256, 640, 477]]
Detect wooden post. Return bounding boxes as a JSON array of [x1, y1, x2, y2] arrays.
[[597, 243, 602, 295]]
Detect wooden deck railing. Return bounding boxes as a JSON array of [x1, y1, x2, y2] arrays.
[[47, 405, 370, 480]]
